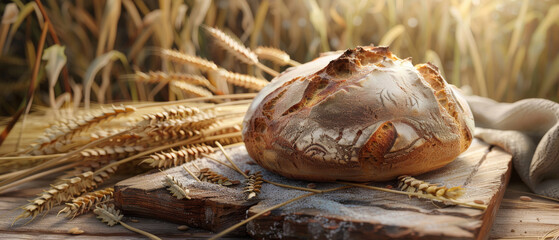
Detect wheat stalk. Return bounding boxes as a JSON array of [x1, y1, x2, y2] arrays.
[[397, 175, 465, 199], [204, 26, 258, 65], [162, 173, 190, 200], [171, 81, 213, 98], [139, 106, 201, 125], [218, 69, 269, 91], [58, 187, 114, 219], [144, 111, 217, 135], [31, 105, 136, 155], [197, 167, 240, 186], [204, 26, 279, 76], [255, 46, 300, 66], [14, 171, 98, 224], [141, 144, 214, 168], [94, 204, 161, 240], [161, 49, 219, 72], [80, 145, 145, 161]]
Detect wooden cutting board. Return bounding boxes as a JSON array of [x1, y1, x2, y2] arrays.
[[114, 139, 512, 239]]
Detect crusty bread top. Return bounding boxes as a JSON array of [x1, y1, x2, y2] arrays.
[[243, 46, 474, 181]]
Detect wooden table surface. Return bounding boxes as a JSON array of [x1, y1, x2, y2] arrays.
[[1, 172, 558, 239]]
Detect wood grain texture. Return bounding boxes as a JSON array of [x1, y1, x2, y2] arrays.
[[113, 139, 513, 239]]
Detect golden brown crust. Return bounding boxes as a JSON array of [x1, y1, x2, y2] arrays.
[[243, 46, 474, 182]]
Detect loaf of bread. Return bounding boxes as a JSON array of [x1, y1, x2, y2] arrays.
[[242, 46, 474, 182]]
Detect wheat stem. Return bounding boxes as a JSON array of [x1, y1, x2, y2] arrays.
[[255, 62, 279, 77], [209, 186, 351, 240], [0, 161, 83, 194], [201, 154, 237, 172], [214, 141, 247, 178], [0, 153, 66, 161], [288, 60, 301, 66], [119, 221, 162, 240], [182, 165, 201, 182], [262, 179, 322, 193], [134, 93, 256, 109]]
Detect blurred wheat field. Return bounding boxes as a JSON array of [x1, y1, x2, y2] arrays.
[[0, 1, 559, 237], [1, 0, 559, 118]]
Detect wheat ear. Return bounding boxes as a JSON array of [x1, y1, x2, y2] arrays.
[[94, 204, 161, 240], [196, 166, 240, 186], [141, 144, 214, 168], [14, 171, 98, 224], [58, 187, 114, 219], [162, 172, 191, 200], [204, 26, 258, 65], [255, 46, 300, 66], [339, 181, 486, 210], [218, 69, 269, 91], [161, 49, 218, 72], [139, 105, 201, 125], [244, 171, 263, 200], [203, 26, 279, 76], [397, 175, 465, 199], [171, 81, 213, 98], [80, 145, 145, 161]]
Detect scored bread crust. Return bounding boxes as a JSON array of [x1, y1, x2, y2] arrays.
[[242, 46, 474, 182]]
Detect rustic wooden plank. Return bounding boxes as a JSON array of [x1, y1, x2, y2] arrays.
[[112, 139, 513, 239], [1, 141, 558, 239], [489, 182, 559, 239]]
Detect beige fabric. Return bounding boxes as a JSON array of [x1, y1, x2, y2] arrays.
[[466, 96, 559, 199]]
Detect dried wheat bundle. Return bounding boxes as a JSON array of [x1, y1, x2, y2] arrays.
[[58, 187, 114, 219], [162, 173, 190, 200], [135, 71, 215, 91], [15, 171, 97, 223], [161, 49, 219, 72], [31, 105, 136, 155], [171, 81, 213, 98], [397, 175, 465, 199], [244, 171, 263, 200], [142, 144, 214, 168], [204, 26, 258, 65], [254, 46, 293, 66], [197, 167, 239, 186], [219, 69, 268, 91]]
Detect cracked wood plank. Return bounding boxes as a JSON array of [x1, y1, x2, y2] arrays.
[[113, 138, 513, 239]]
